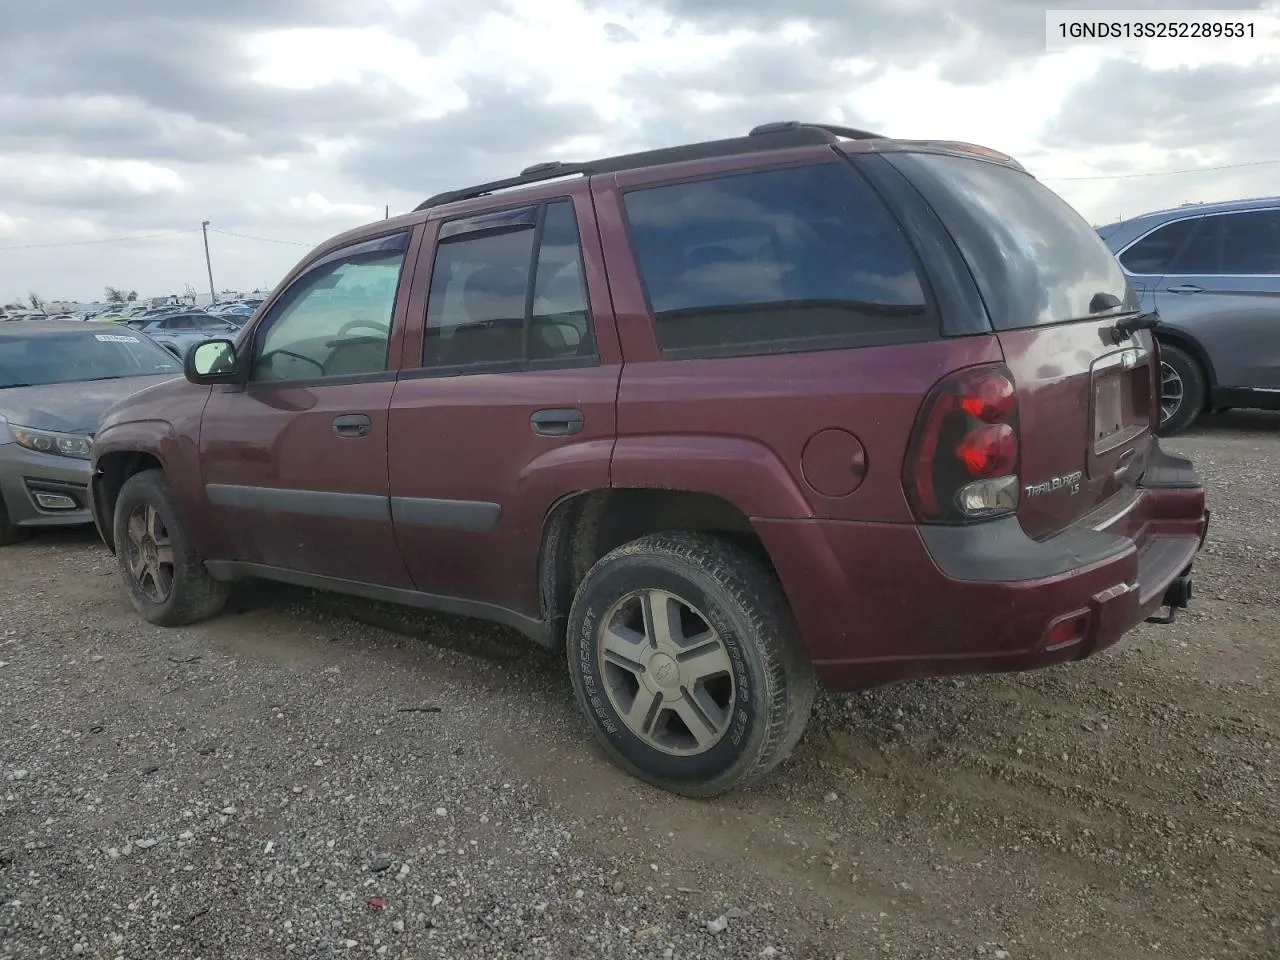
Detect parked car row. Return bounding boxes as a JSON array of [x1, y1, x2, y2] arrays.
[[121, 309, 244, 358]]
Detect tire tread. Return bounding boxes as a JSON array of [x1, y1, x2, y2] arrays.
[[114, 469, 228, 627], [568, 531, 815, 797]]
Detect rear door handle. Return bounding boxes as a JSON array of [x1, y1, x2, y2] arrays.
[[333, 413, 372, 438], [530, 408, 584, 437], [1166, 283, 1204, 295]]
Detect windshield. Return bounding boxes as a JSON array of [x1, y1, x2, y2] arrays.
[[0, 329, 182, 388]]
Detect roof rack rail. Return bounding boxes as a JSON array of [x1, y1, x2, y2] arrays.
[[748, 120, 886, 140], [416, 162, 591, 211], [413, 121, 888, 212]]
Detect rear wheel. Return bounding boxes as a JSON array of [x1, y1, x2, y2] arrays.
[[1157, 343, 1206, 435], [566, 531, 815, 797], [112, 469, 228, 626]]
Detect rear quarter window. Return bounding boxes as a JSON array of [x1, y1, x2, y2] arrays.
[[888, 153, 1138, 330], [621, 162, 936, 359]]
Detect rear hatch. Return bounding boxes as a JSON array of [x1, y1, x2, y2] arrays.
[[885, 149, 1156, 540]]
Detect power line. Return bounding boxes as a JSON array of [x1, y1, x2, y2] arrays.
[[209, 228, 312, 247], [1041, 157, 1280, 182], [0, 229, 196, 251]]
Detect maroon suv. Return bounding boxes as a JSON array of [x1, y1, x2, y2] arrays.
[[89, 122, 1209, 796]]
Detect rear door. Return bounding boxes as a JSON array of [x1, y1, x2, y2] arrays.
[[1147, 207, 1280, 390], [387, 186, 622, 617], [886, 151, 1155, 540]]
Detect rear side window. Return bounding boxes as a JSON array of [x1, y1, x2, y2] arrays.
[[1119, 217, 1200, 275], [622, 163, 934, 359], [1171, 210, 1280, 275], [890, 153, 1138, 330], [422, 200, 596, 371]]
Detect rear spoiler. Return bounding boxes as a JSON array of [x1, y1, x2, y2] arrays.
[[838, 139, 1030, 175]]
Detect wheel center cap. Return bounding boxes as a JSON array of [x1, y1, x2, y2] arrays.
[[649, 652, 681, 690]]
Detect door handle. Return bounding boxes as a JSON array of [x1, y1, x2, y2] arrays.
[[530, 408, 584, 437], [1166, 283, 1203, 295], [333, 413, 372, 438]]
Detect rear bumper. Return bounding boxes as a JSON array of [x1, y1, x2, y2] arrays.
[[756, 445, 1209, 692], [0, 441, 93, 529]]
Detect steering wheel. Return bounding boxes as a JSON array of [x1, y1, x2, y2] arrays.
[[336, 319, 389, 338], [256, 348, 324, 378]]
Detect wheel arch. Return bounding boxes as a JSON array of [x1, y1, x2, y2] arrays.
[[537, 487, 780, 650], [1155, 327, 1217, 399], [92, 450, 166, 552]]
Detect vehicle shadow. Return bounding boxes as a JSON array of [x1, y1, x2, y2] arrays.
[[8, 525, 106, 550], [1180, 408, 1280, 437], [227, 578, 553, 669]]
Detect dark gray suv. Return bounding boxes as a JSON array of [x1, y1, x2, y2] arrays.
[[1098, 197, 1280, 433]]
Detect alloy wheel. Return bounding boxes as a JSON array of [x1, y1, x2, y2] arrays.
[[125, 503, 175, 603], [1159, 360, 1185, 425], [597, 588, 736, 756]]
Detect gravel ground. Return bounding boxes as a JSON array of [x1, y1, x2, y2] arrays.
[[1, 411, 1278, 960]]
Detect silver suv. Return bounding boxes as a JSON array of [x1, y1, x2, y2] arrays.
[[1098, 197, 1280, 433]]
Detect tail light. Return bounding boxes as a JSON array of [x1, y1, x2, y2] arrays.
[[904, 364, 1020, 523]]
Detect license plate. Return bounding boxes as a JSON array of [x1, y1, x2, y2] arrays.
[[1095, 375, 1124, 441]]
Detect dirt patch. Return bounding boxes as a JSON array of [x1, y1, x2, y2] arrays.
[[1, 413, 1277, 959]]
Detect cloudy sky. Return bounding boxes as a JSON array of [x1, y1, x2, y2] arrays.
[[2, 0, 1278, 305]]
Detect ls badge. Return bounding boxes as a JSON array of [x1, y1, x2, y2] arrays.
[[1024, 470, 1084, 498]]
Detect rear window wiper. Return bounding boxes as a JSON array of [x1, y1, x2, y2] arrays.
[[1111, 310, 1160, 344]]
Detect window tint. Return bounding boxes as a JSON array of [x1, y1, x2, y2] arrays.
[[252, 232, 409, 382], [888, 153, 1138, 330], [1170, 216, 1222, 274], [1119, 217, 1199, 275], [1221, 210, 1280, 274], [422, 200, 595, 370], [622, 163, 932, 358]]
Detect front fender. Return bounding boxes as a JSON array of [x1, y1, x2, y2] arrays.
[[610, 434, 812, 519], [90, 419, 208, 554]]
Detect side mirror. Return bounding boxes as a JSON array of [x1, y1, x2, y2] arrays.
[[184, 338, 241, 384]]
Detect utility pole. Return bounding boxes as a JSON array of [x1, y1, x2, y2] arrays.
[[201, 220, 216, 306], [385, 204, 390, 220]]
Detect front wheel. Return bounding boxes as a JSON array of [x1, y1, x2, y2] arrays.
[[112, 469, 229, 626], [566, 532, 815, 797], [0, 495, 29, 546]]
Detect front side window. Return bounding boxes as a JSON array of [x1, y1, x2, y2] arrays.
[[252, 232, 409, 383], [1119, 217, 1199, 275], [621, 162, 933, 358], [422, 200, 594, 370]]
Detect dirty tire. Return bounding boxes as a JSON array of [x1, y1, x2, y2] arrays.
[[1158, 343, 1206, 436], [566, 531, 816, 798], [0, 494, 29, 546], [112, 469, 228, 627]]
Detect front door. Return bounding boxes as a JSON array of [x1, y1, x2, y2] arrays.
[[388, 190, 622, 617], [198, 229, 417, 587]]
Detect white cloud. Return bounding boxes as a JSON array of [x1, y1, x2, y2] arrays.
[[1, 0, 1278, 301]]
